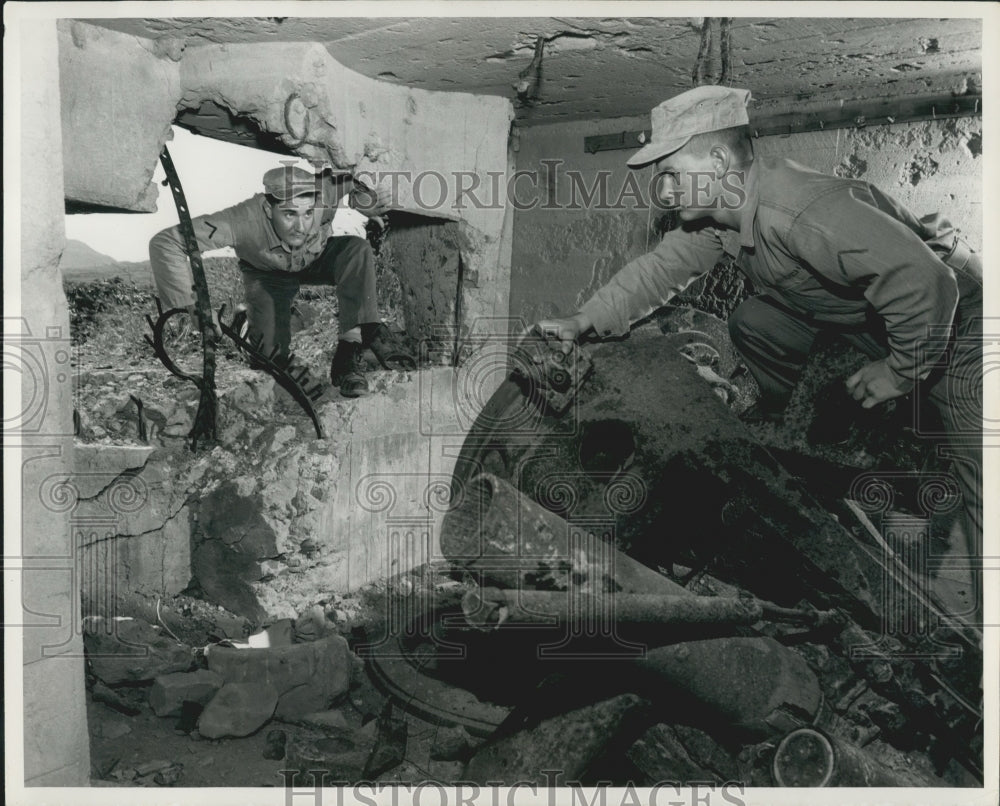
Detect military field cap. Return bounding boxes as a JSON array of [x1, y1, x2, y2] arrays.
[[262, 165, 322, 201], [627, 86, 752, 168]]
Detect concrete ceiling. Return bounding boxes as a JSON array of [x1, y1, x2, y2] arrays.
[[90, 15, 981, 127]]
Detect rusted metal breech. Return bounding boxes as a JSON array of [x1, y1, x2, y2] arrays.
[[772, 727, 944, 787], [462, 587, 764, 631]]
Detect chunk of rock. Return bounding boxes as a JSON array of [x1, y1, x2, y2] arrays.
[[206, 635, 351, 718], [363, 704, 408, 779], [285, 730, 376, 783], [85, 618, 193, 685], [431, 725, 472, 761], [294, 605, 337, 642], [197, 682, 279, 738], [463, 693, 650, 786], [149, 669, 224, 717], [263, 729, 288, 761], [295, 708, 352, 731]]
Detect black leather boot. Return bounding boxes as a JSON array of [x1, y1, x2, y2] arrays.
[[330, 340, 368, 397]]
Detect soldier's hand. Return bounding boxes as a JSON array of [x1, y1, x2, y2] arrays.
[[845, 359, 913, 409], [350, 180, 393, 223], [533, 313, 593, 355]]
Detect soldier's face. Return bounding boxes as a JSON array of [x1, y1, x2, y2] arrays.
[[268, 194, 318, 248], [653, 145, 723, 223]]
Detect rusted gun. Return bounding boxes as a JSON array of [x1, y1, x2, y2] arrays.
[[155, 144, 217, 449]]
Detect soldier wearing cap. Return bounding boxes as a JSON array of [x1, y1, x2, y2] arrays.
[[149, 165, 414, 397], [536, 85, 982, 618]]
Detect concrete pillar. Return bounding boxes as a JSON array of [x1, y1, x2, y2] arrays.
[[10, 17, 91, 786]]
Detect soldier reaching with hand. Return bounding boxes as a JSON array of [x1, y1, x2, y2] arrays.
[[536, 86, 983, 619]]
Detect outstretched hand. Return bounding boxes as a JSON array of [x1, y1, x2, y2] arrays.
[[845, 358, 913, 409], [349, 181, 393, 227], [532, 313, 593, 355]]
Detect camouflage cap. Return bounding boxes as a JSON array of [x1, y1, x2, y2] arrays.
[[262, 165, 322, 201], [627, 86, 752, 168]]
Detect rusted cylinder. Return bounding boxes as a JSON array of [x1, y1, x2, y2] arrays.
[[441, 473, 688, 596], [772, 727, 937, 786], [634, 637, 823, 739], [462, 587, 764, 631]]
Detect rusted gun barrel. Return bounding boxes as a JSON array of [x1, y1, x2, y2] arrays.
[[442, 473, 689, 596], [462, 586, 764, 631], [772, 727, 944, 786]]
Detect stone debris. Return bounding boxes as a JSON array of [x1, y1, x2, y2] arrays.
[[263, 729, 288, 760], [91, 680, 141, 716], [285, 729, 376, 783], [463, 694, 650, 786], [430, 725, 472, 761], [149, 669, 224, 717], [293, 708, 352, 731], [294, 604, 338, 642], [85, 617, 193, 685], [206, 634, 352, 718], [363, 704, 409, 779], [427, 759, 465, 784], [197, 681, 280, 739]]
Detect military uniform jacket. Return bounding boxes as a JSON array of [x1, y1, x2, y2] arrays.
[[148, 177, 342, 310], [578, 156, 982, 385]]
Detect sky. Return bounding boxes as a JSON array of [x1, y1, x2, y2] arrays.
[[63, 127, 312, 263]]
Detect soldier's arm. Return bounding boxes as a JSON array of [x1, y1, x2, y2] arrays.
[[787, 187, 959, 390]]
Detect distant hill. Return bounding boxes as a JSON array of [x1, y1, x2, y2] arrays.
[[60, 240, 154, 287], [59, 239, 118, 271]]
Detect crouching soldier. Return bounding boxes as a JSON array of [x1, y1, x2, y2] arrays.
[[149, 164, 414, 397], [536, 86, 983, 620]]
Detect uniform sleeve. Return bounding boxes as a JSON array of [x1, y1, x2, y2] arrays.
[[579, 225, 725, 337], [787, 186, 959, 383], [148, 208, 238, 309]]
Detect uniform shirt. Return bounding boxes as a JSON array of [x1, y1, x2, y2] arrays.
[[579, 156, 981, 385], [148, 176, 343, 309]]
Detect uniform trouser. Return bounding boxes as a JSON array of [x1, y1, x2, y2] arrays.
[[728, 294, 983, 615], [241, 235, 379, 362]]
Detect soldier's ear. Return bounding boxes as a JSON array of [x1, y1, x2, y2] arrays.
[[708, 144, 731, 174]]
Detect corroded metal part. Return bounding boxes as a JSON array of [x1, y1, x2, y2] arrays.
[[633, 637, 823, 740], [772, 727, 944, 786], [462, 693, 651, 786], [462, 587, 764, 631]]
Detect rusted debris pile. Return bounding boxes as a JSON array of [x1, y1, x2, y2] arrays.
[[344, 319, 983, 789]]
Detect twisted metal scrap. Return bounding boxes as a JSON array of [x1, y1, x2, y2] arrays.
[[217, 305, 326, 440], [145, 302, 327, 441], [144, 298, 217, 446], [157, 145, 217, 450]]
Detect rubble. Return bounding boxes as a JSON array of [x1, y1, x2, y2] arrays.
[[263, 729, 288, 761], [84, 618, 193, 685], [362, 704, 408, 779], [149, 669, 224, 717], [463, 694, 651, 786], [205, 634, 352, 718], [197, 682, 280, 738], [430, 725, 472, 761], [284, 729, 376, 783]]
